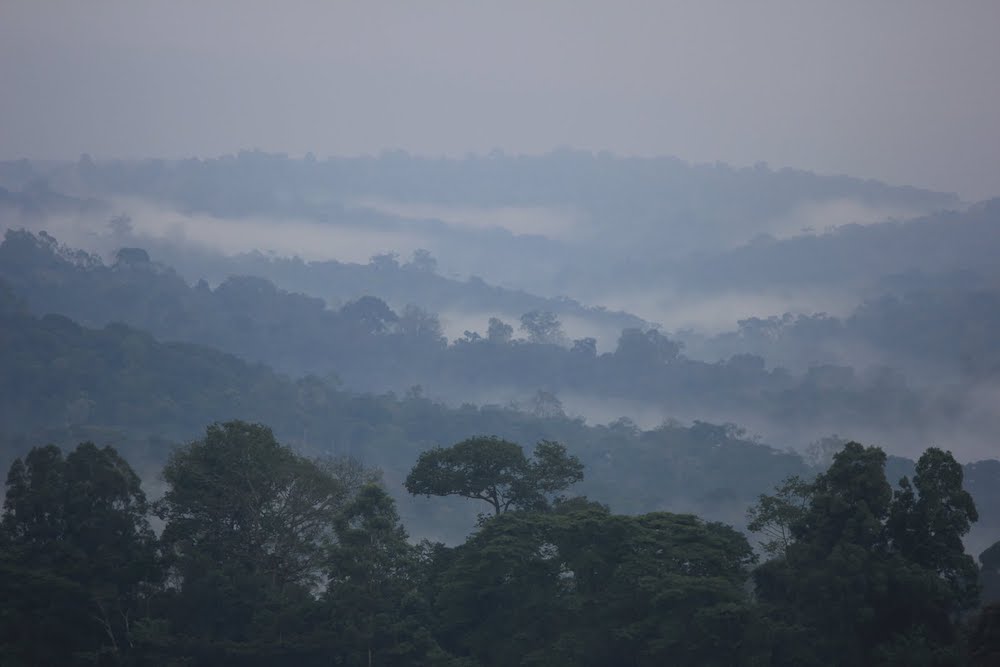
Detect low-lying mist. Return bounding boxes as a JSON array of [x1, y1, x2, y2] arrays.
[[354, 198, 582, 241], [557, 389, 1000, 464], [116, 198, 433, 265], [3, 158, 998, 470], [760, 197, 939, 241]]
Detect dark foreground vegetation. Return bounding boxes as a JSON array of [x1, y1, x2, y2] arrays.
[[2, 422, 1000, 666]]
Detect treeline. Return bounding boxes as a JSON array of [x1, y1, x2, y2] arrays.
[[685, 283, 1000, 381], [0, 151, 968, 305], [0, 150, 953, 246], [2, 424, 1000, 665], [669, 200, 1000, 293], [5, 262, 1000, 551], [3, 229, 992, 447], [0, 284, 809, 541], [126, 243, 648, 339]]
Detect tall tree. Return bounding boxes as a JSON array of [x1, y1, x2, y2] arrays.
[[518, 310, 565, 345], [754, 442, 980, 666], [745, 474, 811, 559], [325, 485, 457, 667], [486, 317, 513, 344], [754, 442, 895, 665], [404, 436, 583, 516], [880, 448, 980, 663], [155, 421, 356, 659], [981, 541, 1000, 605], [968, 603, 1000, 667], [889, 448, 979, 607], [0, 442, 160, 665]]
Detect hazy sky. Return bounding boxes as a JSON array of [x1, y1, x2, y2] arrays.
[[2, 1, 999, 199]]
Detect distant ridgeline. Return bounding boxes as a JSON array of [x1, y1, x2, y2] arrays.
[[0, 152, 969, 298], [0, 150, 956, 225]]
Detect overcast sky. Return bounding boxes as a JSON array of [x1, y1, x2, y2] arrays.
[[2, 0, 999, 199]]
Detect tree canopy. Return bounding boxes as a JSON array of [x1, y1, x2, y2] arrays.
[[753, 442, 981, 666], [404, 436, 583, 516], [0, 442, 159, 665], [0, 432, 997, 666], [158, 421, 351, 590]]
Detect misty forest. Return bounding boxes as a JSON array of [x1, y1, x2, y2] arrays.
[[4, 149, 1000, 667], [4, 4, 1000, 667]]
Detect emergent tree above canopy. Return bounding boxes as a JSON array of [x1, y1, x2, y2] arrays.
[[404, 436, 584, 516]]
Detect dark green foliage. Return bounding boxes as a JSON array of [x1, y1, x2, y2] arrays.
[[968, 604, 1000, 667], [154, 421, 349, 657], [888, 448, 980, 610], [404, 436, 583, 516], [754, 442, 980, 666], [0, 430, 995, 666], [158, 422, 348, 586], [979, 541, 1000, 605], [434, 507, 757, 666], [0, 442, 160, 665], [325, 485, 457, 666], [746, 475, 811, 558]]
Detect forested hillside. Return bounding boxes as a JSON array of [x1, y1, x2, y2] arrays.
[[3, 281, 1000, 553], [682, 281, 1000, 381], [5, 3, 1000, 664], [0, 152, 959, 299], [0, 288, 805, 539], [4, 229, 999, 460], [669, 199, 1000, 293]]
